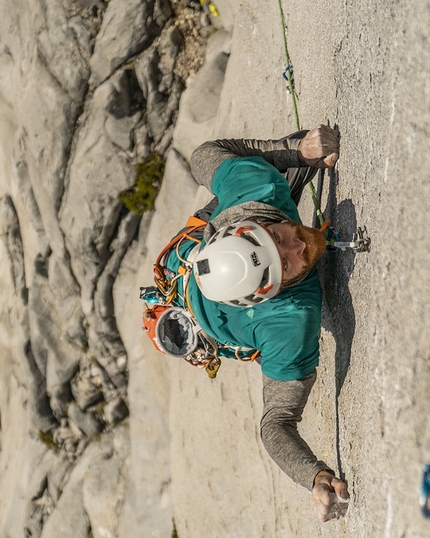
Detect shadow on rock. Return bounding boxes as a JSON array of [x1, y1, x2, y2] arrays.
[[317, 168, 357, 477]]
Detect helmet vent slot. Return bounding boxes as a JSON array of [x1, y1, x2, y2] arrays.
[[241, 232, 260, 247], [207, 229, 221, 245], [224, 225, 237, 236], [245, 295, 264, 304], [259, 267, 269, 288]]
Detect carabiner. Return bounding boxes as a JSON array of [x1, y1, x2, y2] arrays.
[[325, 226, 340, 252], [282, 65, 293, 81]]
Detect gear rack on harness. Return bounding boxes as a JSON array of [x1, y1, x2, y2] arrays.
[[139, 215, 261, 379]]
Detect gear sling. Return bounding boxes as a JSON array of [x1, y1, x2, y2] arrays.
[[140, 215, 260, 379]]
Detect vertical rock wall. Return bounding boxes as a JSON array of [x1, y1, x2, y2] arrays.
[[0, 0, 218, 536]]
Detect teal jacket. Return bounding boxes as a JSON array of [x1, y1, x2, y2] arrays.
[[171, 156, 322, 381]]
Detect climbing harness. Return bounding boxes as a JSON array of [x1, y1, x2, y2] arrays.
[[277, 0, 371, 255], [140, 215, 221, 377], [420, 464, 430, 518], [140, 215, 260, 379]]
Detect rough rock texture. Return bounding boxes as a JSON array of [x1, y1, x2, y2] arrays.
[[0, 0, 214, 536], [167, 1, 430, 537], [1, 0, 430, 537]]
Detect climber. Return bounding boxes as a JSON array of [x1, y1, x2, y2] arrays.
[[143, 124, 350, 522]]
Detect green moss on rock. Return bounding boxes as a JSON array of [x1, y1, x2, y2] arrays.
[[39, 429, 60, 454], [119, 153, 165, 214]]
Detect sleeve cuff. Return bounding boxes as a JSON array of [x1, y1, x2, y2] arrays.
[[308, 463, 336, 491], [280, 137, 300, 168]]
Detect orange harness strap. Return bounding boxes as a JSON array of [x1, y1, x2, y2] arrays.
[[154, 222, 205, 266], [186, 215, 207, 228]]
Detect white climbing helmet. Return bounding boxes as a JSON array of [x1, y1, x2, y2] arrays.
[[193, 220, 283, 307]]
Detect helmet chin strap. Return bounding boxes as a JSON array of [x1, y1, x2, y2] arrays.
[[258, 218, 293, 228], [280, 269, 311, 290]]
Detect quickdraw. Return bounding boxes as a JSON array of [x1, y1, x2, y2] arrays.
[[152, 217, 206, 305], [326, 225, 371, 253], [309, 175, 371, 254]]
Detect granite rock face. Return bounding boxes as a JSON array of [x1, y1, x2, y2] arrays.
[[4, 0, 428, 536], [0, 0, 218, 535]]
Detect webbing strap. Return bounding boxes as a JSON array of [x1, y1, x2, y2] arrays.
[[186, 215, 207, 228], [155, 223, 205, 266]]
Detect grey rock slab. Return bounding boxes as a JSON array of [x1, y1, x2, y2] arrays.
[[29, 255, 82, 380], [103, 395, 129, 426], [23, 449, 57, 538], [153, 0, 172, 27], [27, 488, 55, 538], [0, 195, 26, 299], [90, 0, 159, 86], [47, 455, 74, 504], [13, 145, 49, 256], [13, 123, 80, 298], [0, 362, 49, 538], [134, 28, 184, 144], [104, 113, 141, 151], [154, 123, 174, 156], [40, 435, 113, 538], [82, 452, 124, 538], [68, 402, 104, 438], [204, 28, 232, 64], [113, 149, 201, 538], [135, 46, 171, 143], [16, 33, 85, 213], [116, 353, 172, 538], [172, 30, 231, 162], [133, 120, 151, 159], [59, 79, 137, 305], [71, 371, 104, 411], [112, 422, 131, 465], [89, 210, 141, 368], [157, 25, 183, 92], [0, 195, 56, 430], [28, 255, 82, 417], [37, 0, 90, 102], [0, 0, 83, 217], [103, 68, 144, 150], [47, 254, 87, 349], [104, 68, 145, 120], [68, 15, 97, 60], [209, 0, 239, 32], [74, 0, 105, 10]]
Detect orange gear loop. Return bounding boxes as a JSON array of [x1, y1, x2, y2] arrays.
[[234, 348, 261, 362]]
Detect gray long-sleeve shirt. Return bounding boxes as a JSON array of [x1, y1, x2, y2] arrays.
[[189, 136, 334, 491]]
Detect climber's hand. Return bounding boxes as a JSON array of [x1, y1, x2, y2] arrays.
[[310, 471, 350, 522], [298, 125, 339, 168]]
